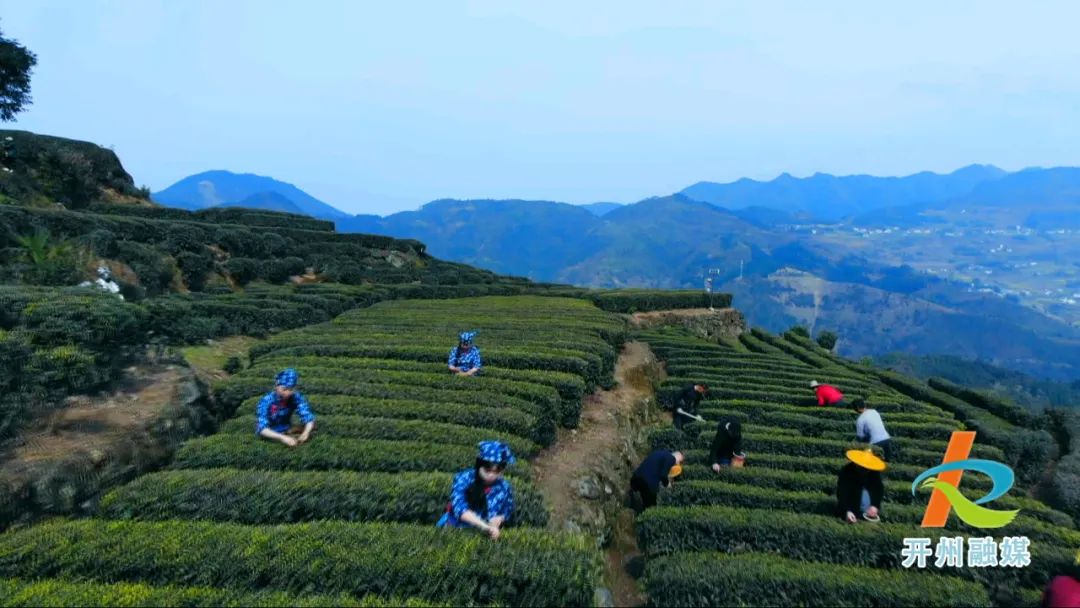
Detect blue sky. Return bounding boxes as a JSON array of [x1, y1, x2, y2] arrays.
[[2, 1, 1079, 215]]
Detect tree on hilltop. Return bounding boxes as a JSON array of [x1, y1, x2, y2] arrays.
[[0, 26, 37, 121]]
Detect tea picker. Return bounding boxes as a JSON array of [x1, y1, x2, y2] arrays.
[[255, 368, 316, 448], [710, 416, 746, 471], [674, 410, 749, 471], [672, 383, 709, 430], [629, 449, 684, 512], [437, 441, 515, 539], [448, 331, 482, 377]]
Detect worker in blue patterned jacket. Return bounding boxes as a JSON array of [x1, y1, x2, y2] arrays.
[[254, 368, 316, 448], [448, 331, 482, 377], [437, 441, 515, 539]]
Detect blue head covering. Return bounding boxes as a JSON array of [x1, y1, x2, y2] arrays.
[[459, 331, 477, 345], [477, 440, 515, 466], [275, 368, 299, 388]]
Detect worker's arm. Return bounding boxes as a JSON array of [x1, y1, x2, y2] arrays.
[[817, 389, 825, 406], [676, 387, 692, 410], [256, 395, 297, 447], [458, 510, 498, 538], [710, 432, 726, 467], [294, 393, 316, 442], [461, 349, 482, 376], [488, 481, 513, 528], [448, 347, 461, 372], [259, 427, 297, 447], [297, 421, 315, 443], [659, 454, 676, 488], [684, 399, 698, 416], [855, 415, 868, 442], [449, 472, 499, 538]]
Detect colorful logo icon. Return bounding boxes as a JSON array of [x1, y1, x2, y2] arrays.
[[912, 431, 1020, 529]]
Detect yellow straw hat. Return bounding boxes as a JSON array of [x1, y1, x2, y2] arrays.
[[846, 449, 886, 471], [669, 464, 683, 478]]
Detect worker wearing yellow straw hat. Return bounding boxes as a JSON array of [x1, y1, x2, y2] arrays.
[[836, 448, 886, 524], [629, 449, 684, 513]]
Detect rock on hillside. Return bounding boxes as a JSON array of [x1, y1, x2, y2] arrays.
[[0, 130, 147, 209]]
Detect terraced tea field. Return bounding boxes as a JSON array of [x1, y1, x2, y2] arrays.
[[0, 296, 621, 606], [0, 296, 1074, 607], [637, 326, 1077, 607]]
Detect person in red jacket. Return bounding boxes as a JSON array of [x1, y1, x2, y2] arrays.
[[1042, 572, 1080, 607], [810, 380, 844, 407]]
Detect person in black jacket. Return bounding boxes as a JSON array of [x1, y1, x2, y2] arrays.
[[672, 383, 708, 430], [836, 448, 886, 523], [710, 416, 745, 472], [629, 449, 684, 512]]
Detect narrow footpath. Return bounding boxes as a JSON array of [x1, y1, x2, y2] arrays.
[[531, 341, 665, 607]]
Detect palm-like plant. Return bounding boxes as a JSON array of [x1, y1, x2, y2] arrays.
[[13, 229, 77, 284], [14, 229, 49, 265]]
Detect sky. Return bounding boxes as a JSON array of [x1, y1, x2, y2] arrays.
[[2, 0, 1080, 215]]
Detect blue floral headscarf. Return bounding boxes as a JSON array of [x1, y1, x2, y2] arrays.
[[477, 440, 515, 465], [275, 368, 299, 388]]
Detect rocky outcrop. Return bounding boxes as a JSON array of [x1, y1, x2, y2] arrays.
[[0, 129, 144, 208], [630, 307, 747, 341], [0, 363, 213, 530]]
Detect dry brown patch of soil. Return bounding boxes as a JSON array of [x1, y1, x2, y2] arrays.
[[629, 307, 734, 325], [4, 365, 191, 464], [0, 363, 207, 528]]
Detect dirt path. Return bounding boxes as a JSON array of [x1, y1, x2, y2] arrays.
[[531, 341, 662, 607]]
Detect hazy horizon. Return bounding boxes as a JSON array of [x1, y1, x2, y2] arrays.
[[154, 162, 1027, 216]]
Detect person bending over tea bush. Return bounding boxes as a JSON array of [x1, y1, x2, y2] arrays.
[[810, 380, 844, 407], [837, 448, 886, 524], [672, 383, 708, 430], [437, 441, 516, 539], [711, 417, 746, 471], [854, 398, 893, 462], [254, 368, 316, 448], [448, 331, 482, 377], [630, 449, 684, 512]]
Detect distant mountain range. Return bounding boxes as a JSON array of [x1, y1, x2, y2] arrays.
[[154, 164, 1080, 228], [680, 164, 1008, 222], [850, 167, 1080, 228], [152, 165, 1080, 379], [152, 171, 630, 221]]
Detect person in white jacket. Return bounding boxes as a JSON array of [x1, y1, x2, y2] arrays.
[[854, 398, 893, 461]]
